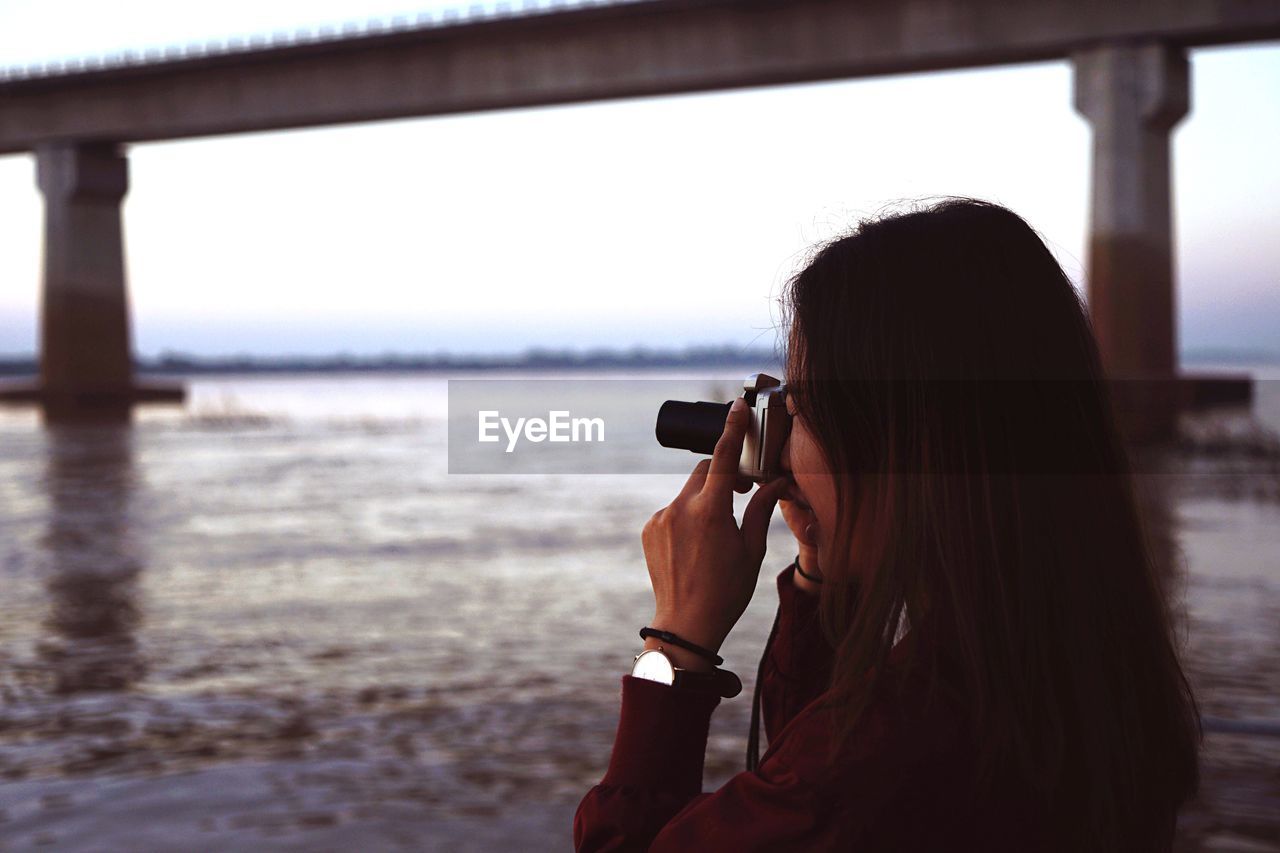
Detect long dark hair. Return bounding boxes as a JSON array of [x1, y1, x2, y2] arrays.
[[781, 198, 1200, 850]]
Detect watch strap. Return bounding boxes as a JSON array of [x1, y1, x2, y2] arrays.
[[676, 666, 743, 699], [632, 647, 742, 699]]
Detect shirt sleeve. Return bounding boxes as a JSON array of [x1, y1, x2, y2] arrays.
[[643, 688, 970, 853], [760, 562, 836, 745], [573, 675, 722, 852], [574, 565, 840, 852], [572, 673, 836, 853]]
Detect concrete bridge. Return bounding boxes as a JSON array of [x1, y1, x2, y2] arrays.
[[1, 0, 1277, 433]]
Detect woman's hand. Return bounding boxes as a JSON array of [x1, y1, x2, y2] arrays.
[[641, 397, 790, 660]]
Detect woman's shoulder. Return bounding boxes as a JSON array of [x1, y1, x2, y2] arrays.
[[773, 664, 969, 771], [757, 666, 1051, 850], [757, 631, 967, 777]]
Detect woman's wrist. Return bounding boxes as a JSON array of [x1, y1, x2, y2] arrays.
[[641, 636, 716, 672]]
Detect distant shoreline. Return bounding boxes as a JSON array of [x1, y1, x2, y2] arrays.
[[0, 345, 1275, 377], [0, 345, 787, 377]]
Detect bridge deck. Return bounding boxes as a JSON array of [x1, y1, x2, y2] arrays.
[[1, 0, 1278, 154]]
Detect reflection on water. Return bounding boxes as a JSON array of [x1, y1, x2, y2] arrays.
[[38, 426, 146, 695], [0, 372, 1276, 851]]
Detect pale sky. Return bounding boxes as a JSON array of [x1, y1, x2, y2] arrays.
[[0, 2, 1277, 358]]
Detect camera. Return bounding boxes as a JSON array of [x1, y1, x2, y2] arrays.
[[655, 373, 791, 482]]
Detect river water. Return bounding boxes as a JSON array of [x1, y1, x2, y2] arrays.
[[0, 367, 1276, 850]]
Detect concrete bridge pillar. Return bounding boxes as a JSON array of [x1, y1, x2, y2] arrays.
[[0, 143, 184, 421], [1074, 42, 1189, 441], [35, 143, 135, 421]]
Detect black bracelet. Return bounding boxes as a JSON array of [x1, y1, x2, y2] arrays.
[[639, 627, 724, 666], [794, 554, 823, 584]]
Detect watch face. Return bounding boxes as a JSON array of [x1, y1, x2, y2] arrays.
[[631, 649, 676, 685]]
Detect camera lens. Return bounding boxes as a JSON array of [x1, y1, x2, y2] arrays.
[[655, 400, 733, 456]]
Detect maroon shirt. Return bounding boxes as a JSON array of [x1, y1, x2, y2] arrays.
[[573, 562, 1053, 851]]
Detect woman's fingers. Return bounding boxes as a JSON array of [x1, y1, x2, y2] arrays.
[[741, 477, 789, 565], [779, 498, 817, 543], [703, 398, 750, 510], [676, 458, 713, 502]]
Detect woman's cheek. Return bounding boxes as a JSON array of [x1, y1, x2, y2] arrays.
[[810, 477, 838, 550], [792, 425, 838, 551]]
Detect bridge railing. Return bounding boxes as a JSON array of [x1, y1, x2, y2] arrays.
[[0, 0, 650, 84]]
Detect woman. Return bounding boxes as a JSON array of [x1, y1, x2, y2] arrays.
[[574, 199, 1200, 851]]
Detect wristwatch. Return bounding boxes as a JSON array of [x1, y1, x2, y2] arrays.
[[631, 648, 742, 698]]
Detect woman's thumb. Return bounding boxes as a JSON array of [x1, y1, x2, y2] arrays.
[[741, 477, 789, 564]]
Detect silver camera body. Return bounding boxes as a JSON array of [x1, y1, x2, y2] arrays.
[[738, 373, 790, 482], [655, 372, 791, 483]]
